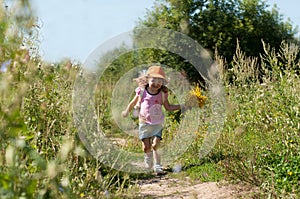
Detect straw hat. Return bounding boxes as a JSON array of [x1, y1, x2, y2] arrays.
[[146, 66, 166, 79]]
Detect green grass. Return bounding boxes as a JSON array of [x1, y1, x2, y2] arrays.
[[183, 163, 223, 182], [0, 7, 299, 197]]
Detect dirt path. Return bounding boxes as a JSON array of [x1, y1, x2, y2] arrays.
[[137, 175, 255, 199], [111, 138, 257, 198]]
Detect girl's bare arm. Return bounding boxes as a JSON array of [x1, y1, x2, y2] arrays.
[[122, 95, 139, 117], [163, 98, 181, 111]]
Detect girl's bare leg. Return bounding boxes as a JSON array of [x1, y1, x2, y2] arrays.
[[142, 138, 153, 168], [152, 137, 161, 165], [142, 138, 152, 153], [152, 137, 164, 174]]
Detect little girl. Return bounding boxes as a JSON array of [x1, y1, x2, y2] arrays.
[[122, 66, 182, 174]]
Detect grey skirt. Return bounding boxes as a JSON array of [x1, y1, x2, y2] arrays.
[[139, 123, 163, 140]]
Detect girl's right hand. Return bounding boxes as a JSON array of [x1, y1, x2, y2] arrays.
[[122, 110, 129, 117]]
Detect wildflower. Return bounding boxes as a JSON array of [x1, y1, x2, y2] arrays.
[[288, 171, 293, 176], [186, 84, 207, 108]]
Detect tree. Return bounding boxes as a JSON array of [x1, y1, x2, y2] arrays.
[[138, 0, 298, 69]]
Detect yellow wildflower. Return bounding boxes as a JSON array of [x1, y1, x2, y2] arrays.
[[186, 84, 207, 108]]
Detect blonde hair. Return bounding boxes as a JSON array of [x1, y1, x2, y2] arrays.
[[133, 74, 148, 88]]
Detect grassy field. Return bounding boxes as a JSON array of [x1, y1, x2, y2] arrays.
[[0, 1, 299, 198], [0, 40, 299, 198]]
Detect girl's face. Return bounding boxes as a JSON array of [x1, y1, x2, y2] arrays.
[[148, 77, 164, 90]]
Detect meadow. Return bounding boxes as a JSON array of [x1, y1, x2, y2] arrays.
[[0, 40, 299, 199]]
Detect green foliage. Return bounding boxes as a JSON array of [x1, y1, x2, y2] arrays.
[[156, 40, 299, 197], [214, 41, 300, 197], [184, 162, 223, 182], [0, 0, 39, 62], [1, 1, 299, 198], [139, 0, 299, 74], [0, 2, 137, 198], [0, 60, 138, 198], [22, 67, 74, 158]]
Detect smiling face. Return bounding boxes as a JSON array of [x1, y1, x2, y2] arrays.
[[148, 77, 164, 93]]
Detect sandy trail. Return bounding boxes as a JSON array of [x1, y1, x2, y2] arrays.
[[137, 175, 255, 199]]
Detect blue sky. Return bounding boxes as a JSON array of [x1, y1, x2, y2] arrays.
[[31, 0, 154, 62], [30, 0, 300, 63]]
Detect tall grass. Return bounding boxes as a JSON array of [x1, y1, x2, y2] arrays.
[[213, 41, 300, 198], [1, 42, 299, 198], [0, 2, 299, 196]]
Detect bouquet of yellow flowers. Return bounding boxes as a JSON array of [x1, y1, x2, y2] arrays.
[[185, 84, 207, 108]]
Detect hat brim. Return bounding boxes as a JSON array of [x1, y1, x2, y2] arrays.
[[148, 74, 165, 79]]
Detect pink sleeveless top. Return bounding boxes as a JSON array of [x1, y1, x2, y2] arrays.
[[136, 87, 168, 125]]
